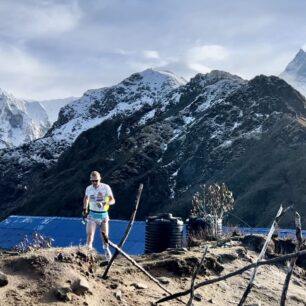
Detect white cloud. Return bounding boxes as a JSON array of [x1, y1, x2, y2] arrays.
[[143, 50, 160, 60], [0, 44, 90, 100], [186, 45, 229, 62], [113, 48, 131, 55], [185, 45, 228, 73], [0, 1, 306, 99], [188, 63, 212, 74], [226, 46, 295, 79], [302, 44, 306, 52], [0, 1, 81, 38], [0, 45, 52, 80]]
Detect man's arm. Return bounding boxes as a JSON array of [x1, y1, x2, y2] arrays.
[[105, 185, 115, 205], [107, 195, 115, 205], [83, 195, 89, 215]]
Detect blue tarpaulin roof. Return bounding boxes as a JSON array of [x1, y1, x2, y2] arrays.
[[0, 215, 146, 255], [1, 216, 304, 255]]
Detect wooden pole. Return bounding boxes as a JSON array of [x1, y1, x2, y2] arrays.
[[186, 246, 208, 306], [155, 249, 306, 304], [102, 184, 143, 279], [280, 212, 303, 306], [238, 205, 292, 306]]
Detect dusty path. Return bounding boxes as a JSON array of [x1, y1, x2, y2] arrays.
[[0, 241, 305, 305]]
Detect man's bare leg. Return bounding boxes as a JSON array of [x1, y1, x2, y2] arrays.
[[101, 219, 109, 242], [86, 221, 96, 248], [100, 219, 112, 260]]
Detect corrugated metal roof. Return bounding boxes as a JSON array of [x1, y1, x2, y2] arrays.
[[0, 215, 145, 255]]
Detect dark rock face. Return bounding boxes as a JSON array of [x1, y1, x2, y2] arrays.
[[0, 271, 8, 287], [242, 235, 274, 255], [1, 69, 306, 228], [8, 113, 23, 128]]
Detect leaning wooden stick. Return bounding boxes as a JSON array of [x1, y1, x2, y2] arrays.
[[155, 249, 306, 304], [280, 212, 303, 306], [101, 232, 185, 303], [238, 204, 293, 306], [186, 246, 208, 306], [102, 183, 143, 279]]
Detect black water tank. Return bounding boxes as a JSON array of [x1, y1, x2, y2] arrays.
[[187, 216, 213, 243], [145, 213, 183, 254]]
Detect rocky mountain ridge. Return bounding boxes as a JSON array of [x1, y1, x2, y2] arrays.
[[0, 69, 186, 177], [1, 68, 306, 227]]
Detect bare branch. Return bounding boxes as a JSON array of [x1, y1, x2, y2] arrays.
[[155, 249, 306, 304], [187, 246, 208, 306], [280, 212, 303, 306], [102, 184, 143, 279], [238, 205, 293, 306]]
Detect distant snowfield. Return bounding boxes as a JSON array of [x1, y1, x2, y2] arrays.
[[0, 89, 50, 149]]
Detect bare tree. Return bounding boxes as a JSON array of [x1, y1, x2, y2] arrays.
[[191, 183, 234, 237]]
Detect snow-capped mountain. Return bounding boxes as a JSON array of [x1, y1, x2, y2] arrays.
[[37, 97, 78, 124], [2, 68, 306, 228], [0, 68, 187, 170], [49, 68, 186, 141], [0, 88, 50, 149], [280, 48, 306, 96]]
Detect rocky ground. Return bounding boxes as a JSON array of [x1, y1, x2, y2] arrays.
[[0, 236, 306, 306]]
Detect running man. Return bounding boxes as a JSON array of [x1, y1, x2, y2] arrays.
[[82, 170, 115, 261]]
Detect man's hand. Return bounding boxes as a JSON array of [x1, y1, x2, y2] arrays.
[[82, 208, 88, 217]]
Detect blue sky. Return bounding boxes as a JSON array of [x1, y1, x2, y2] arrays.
[[0, 0, 305, 100]]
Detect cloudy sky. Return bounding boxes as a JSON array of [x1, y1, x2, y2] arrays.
[[0, 0, 305, 100]]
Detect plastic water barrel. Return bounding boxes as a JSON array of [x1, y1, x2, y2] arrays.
[[187, 216, 222, 241], [145, 213, 183, 254], [187, 216, 213, 241]]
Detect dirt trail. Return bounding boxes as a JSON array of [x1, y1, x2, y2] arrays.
[[0, 240, 305, 306]]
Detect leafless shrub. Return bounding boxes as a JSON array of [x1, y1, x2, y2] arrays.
[[190, 183, 234, 238], [14, 232, 54, 253], [191, 183, 234, 218]]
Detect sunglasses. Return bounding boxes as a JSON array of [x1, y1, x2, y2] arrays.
[[91, 180, 98, 182]]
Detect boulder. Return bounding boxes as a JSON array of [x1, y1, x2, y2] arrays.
[[0, 271, 8, 287], [54, 287, 72, 302], [114, 290, 122, 300], [194, 293, 203, 301], [131, 282, 148, 289], [72, 277, 90, 295], [157, 277, 170, 285]]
